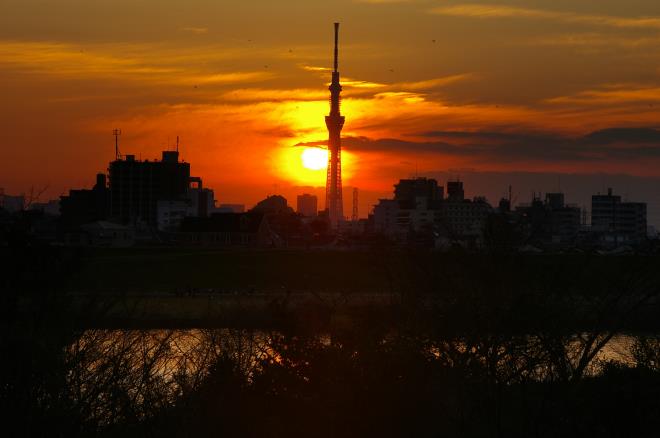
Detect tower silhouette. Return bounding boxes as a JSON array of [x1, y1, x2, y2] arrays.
[[325, 22, 345, 228]]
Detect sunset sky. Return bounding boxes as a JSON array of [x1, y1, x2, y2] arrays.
[[3, 0, 660, 223]]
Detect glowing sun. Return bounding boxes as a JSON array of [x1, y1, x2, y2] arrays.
[[301, 147, 328, 170]]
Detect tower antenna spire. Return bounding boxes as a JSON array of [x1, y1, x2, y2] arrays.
[[325, 22, 345, 228], [333, 22, 339, 73]]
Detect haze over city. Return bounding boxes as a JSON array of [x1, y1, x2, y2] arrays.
[[4, 0, 660, 224]]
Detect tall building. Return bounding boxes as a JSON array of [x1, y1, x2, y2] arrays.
[[591, 188, 646, 244], [109, 151, 193, 226], [515, 192, 581, 246], [394, 178, 444, 203], [60, 173, 109, 229], [446, 180, 465, 201], [374, 177, 492, 245], [441, 195, 492, 239], [188, 177, 214, 218], [297, 194, 318, 217], [325, 22, 345, 228]]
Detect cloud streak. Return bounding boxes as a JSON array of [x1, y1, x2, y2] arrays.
[[297, 127, 660, 164], [430, 4, 660, 29], [546, 84, 660, 106], [179, 27, 208, 35]]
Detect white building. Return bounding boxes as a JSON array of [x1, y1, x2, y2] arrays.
[[373, 178, 492, 245], [73, 221, 135, 247], [157, 200, 190, 231]]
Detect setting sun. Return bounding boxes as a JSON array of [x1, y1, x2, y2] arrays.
[[301, 147, 328, 170]]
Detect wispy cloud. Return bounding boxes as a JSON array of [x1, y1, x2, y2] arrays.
[[0, 41, 178, 77], [355, 0, 417, 3], [342, 79, 387, 89], [179, 27, 208, 35], [394, 73, 475, 91], [301, 65, 332, 72], [190, 72, 273, 85], [220, 88, 327, 102], [430, 4, 660, 29], [527, 33, 660, 49], [298, 127, 660, 164], [546, 84, 660, 105], [0, 40, 275, 88], [301, 64, 473, 96]]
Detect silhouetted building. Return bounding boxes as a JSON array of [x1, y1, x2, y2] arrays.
[[109, 151, 195, 227], [174, 212, 275, 246], [0, 193, 25, 213], [498, 197, 511, 213], [373, 199, 414, 242], [217, 204, 245, 213], [545, 194, 581, 245], [252, 195, 293, 215], [374, 177, 491, 245], [76, 221, 135, 247], [515, 192, 581, 246], [545, 192, 565, 210], [60, 173, 109, 230], [157, 200, 190, 231], [439, 196, 492, 240], [297, 194, 318, 217], [374, 178, 444, 242], [394, 178, 444, 204], [188, 177, 214, 218], [446, 180, 465, 202], [591, 188, 647, 245], [30, 200, 60, 216]]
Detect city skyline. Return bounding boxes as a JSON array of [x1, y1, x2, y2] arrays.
[[3, 1, 660, 223], [5, 4, 660, 433]]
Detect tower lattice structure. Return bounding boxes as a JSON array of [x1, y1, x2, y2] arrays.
[[325, 22, 345, 228]]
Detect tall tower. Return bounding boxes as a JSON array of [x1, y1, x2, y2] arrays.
[[325, 22, 345, 228]]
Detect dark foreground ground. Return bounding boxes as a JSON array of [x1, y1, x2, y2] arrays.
[[18, 246, 660, 331], [2, 245, 660, 437]]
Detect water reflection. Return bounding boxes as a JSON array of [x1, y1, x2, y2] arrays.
[[44, 329, 660, 435], [66, 329, 272, 426], [67, 330, 642, 411]]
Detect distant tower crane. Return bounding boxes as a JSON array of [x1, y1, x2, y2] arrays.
[[352, 187, 358, 221], [113, 128, 122, 160]]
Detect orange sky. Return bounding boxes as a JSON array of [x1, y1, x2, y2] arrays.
[[3, 0, 660, 220]]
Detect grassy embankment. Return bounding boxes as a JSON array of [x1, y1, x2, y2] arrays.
[[59, 248, 660, 329]]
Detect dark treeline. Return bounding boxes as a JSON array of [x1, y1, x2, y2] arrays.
[[3, 232, 660, 436], [3, 326, 660, 437]]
